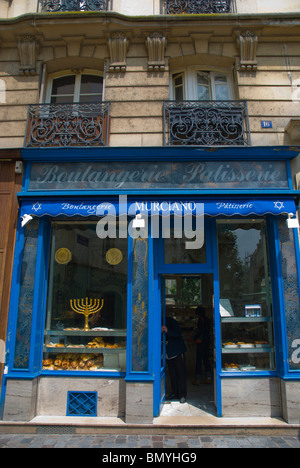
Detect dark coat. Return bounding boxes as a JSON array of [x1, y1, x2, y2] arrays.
[[165, 317, 186, 359], [193, 316, 210, 349]]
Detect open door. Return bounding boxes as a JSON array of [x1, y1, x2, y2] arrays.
[[153, 275, 167, 417], [158, 274, 216, 417]]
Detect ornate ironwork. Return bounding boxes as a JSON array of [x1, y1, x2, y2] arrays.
[[38, 0, 108, 12], [25, 102, 110, 147], [164, 0, 231, 14], [163, 100, 250, 146]]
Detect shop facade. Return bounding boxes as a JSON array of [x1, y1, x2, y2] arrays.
[[1, 146, 300, 424]]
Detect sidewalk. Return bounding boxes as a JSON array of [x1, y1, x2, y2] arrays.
[[0, 432, 299, 448]]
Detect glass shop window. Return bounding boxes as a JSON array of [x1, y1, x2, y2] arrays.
[[49, 73, 103, 104], [164, 234, 206, 264], [42, 222, 127, 372], [217, 219, 276, 372], [164, 216, 206, 264]]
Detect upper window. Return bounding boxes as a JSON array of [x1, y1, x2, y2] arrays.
[[47, 73, 103, 104], [172, 69, 232, 101], [165, 67, 249, 146], [26, 70, 108, 148]]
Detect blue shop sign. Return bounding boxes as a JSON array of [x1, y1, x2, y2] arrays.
[[20, 197, 296, 218]]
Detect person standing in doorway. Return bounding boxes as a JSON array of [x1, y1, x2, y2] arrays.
[[192, 306, 211, 385], [162, 316, 187, 403]]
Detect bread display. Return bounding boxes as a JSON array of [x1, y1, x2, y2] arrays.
[[43, 327, 127, 372], [42, 353, 104, 371]]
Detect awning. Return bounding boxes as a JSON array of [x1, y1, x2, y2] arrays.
[[20, 198, 296, 219]]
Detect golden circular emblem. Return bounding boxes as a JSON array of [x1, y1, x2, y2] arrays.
[[55, 248, 72, 265], [106, 248, 123, 265]]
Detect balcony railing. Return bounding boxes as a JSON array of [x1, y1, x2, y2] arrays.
[[163, 100, 250, 146], [38, 0, 109, 12], [164, 0, 232, 14], [24, 102, 110, 147]]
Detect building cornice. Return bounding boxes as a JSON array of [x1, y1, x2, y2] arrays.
[[1, 11, 300, 27], [1, 11, 300, 44]]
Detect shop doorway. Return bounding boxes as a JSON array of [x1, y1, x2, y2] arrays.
[[160, 274, 216, 417]]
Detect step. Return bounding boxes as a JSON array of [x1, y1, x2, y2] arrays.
[[0, 416, 299, 437]]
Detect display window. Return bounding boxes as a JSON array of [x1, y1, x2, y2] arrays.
[[217, 219, 276, 372], [164, 234, 206, 264], [42, 221, 127, 372]]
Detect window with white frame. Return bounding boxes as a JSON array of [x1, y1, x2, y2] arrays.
[[165, 67, 249, 146], [28, 70, 109, 147], [46, 72, 103, 104], [172, 69, 233, 101]]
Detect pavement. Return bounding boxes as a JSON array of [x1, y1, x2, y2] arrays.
[[1, 390, 299, 449], [0, 432, 300, 448]]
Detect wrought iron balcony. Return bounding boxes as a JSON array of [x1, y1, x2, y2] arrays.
[[38, 0, 108, 12], [164, 0, 232, 14], [24, 102, 110, 147], [163, 100, 250, 146]]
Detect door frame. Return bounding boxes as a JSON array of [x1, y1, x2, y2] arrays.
[[153, 218, 222, 417]]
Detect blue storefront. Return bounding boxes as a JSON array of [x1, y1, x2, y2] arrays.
[[1, 146, 300, 423]]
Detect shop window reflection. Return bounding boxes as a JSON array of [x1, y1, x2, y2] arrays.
[[217, 219, 276, 372], [164, 233, 206, 264]]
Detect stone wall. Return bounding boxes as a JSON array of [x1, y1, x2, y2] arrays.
[[0, 14, 300, 151]]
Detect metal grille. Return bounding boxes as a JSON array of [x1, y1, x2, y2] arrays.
[[67, 391, 97, 416], [37, 425, 76, 434], [164, 0, 231, 14], [163, 100, 250, 146], [38, 0, 108, 11], [24, 102, 110, 148]]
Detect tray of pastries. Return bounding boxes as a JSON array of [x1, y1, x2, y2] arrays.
[[223, 342, 239, 349], [224, 362, 239, 370], [42, 353, 103, 371]]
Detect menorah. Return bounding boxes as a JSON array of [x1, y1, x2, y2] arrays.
[[70, 297, 104, 331]]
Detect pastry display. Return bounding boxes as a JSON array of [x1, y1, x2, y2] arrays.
[[220, 307, 274, 372], [86, 337, 126, 349], [224, 363, 257, 371], [46, 343, 65, 348], [43, 329, 126, 372], [87, 337, 106, 348], [224, 363, 239, 370], [43, 358, 54, 367], [254, 341, 269, 347], [42, 353, 103, 371], [222, 334, 272, 372], [223, 341, 269, 348]]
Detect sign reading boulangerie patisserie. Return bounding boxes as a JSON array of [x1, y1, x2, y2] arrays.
[[29, 160, 289, 191]]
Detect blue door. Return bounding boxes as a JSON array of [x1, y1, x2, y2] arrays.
[[153, 218, 222, 417]]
